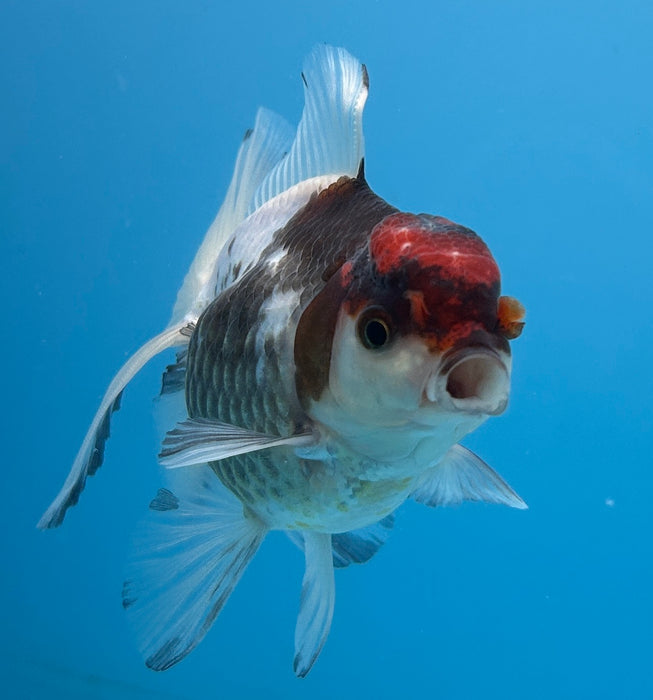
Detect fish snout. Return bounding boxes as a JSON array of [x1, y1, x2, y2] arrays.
[[425, 346, 510, 416]]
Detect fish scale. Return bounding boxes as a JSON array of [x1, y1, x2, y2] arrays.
[[184, 176, 399, 527], [186, 175, 395, 436]]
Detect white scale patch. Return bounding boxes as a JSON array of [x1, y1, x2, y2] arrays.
[[254, 285, 301, 383], [266, 248, 288, 272], [210, 176, 338, 298]]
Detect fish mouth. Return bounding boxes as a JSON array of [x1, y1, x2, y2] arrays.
[[424, 347, 510, 416]]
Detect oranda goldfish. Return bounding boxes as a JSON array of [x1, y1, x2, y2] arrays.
[[39, 45, 526, 677]]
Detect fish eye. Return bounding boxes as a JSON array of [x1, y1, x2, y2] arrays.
[[357, 308, 393, 350]]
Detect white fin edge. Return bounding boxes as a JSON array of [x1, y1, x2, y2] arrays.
[[159, 418, 315, 468], [38, 323, 194, 529], [251, 45, 368, 212], [294, 532, 335, 677], [170, 107, 294, 324], [122, 465, 266, 670], [412, 445, 528, 509]]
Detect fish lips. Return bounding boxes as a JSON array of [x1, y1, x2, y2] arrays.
[[424, 344, 511, 416]]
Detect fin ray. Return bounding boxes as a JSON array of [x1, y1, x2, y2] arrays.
[[171, 108, 294, 323], [123, 465, 266, 670], [159, 418, 315, 467], [294, 532, 335, 677], [331, 513, 395, 568], [412, 445, 527, 509], [252, 45, 367, 211]]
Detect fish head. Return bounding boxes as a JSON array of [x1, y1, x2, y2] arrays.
[[295, 212, 525, 440]]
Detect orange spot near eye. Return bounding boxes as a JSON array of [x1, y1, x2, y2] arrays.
[[340, 261, 354, 286], [404, 290, 429, 327], [497, 296, 526, 339]]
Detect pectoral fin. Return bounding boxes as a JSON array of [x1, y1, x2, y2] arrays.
[[38, 322, 194, 529], [412, 445, 527, 509], [294, 532, 335, 678], [159, 418, 315, 467]]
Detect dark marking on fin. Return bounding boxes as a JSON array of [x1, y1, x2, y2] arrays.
[[356, 157, 365, 181], [146, 637, 184, 672], [87, 391, 123, 477], [149, 488, 179, 512], [331, 513, 395, 568], [361, 63, 369, 90], [122, 579, 137, 609], [39, 386, 126, 527], [160, 349, 187, 395], [179, 322, 195, 338], [301, 71, 308, 88], [243, 127, 253, 141]]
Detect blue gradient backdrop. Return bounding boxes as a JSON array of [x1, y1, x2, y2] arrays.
[[2, 1, 652, 698]]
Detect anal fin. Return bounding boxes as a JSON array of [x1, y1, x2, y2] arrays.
[[287, 514, 395, 568], [294, 532, 335, 677]]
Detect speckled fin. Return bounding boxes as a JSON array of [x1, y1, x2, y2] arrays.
[[294, 532, 335, 678], [37, 322, 193, 529], [170, 107, 294, 325], [412, 445, 527, 509], [122, 465, 266, 671], [250, 45, 368, 212], [158, 418, 315, 468], [287, 513, 395, 568]]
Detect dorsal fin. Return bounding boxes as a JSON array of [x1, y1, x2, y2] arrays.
[[171, 46, 369, 323], [170, 108, 293, 324], [250, 45, 368, 212]]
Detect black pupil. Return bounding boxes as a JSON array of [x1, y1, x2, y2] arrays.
[[365, 319, 388, 348]]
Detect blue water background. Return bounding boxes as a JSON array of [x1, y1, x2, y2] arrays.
[[3, 1, 652, 697]]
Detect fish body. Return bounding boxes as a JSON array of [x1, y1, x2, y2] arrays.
[[39, 46, 526, 676], [188, 175, 401, 532]]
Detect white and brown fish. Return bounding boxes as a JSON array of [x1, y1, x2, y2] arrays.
[[38, 45, 527, 677]]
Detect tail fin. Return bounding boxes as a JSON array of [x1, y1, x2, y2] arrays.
[[122, 465, 266, 670]]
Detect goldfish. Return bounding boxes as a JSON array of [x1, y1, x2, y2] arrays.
[[38, 45, 526, 677]]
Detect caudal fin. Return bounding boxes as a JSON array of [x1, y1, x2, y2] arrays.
[[122, 465, 266, 671]]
